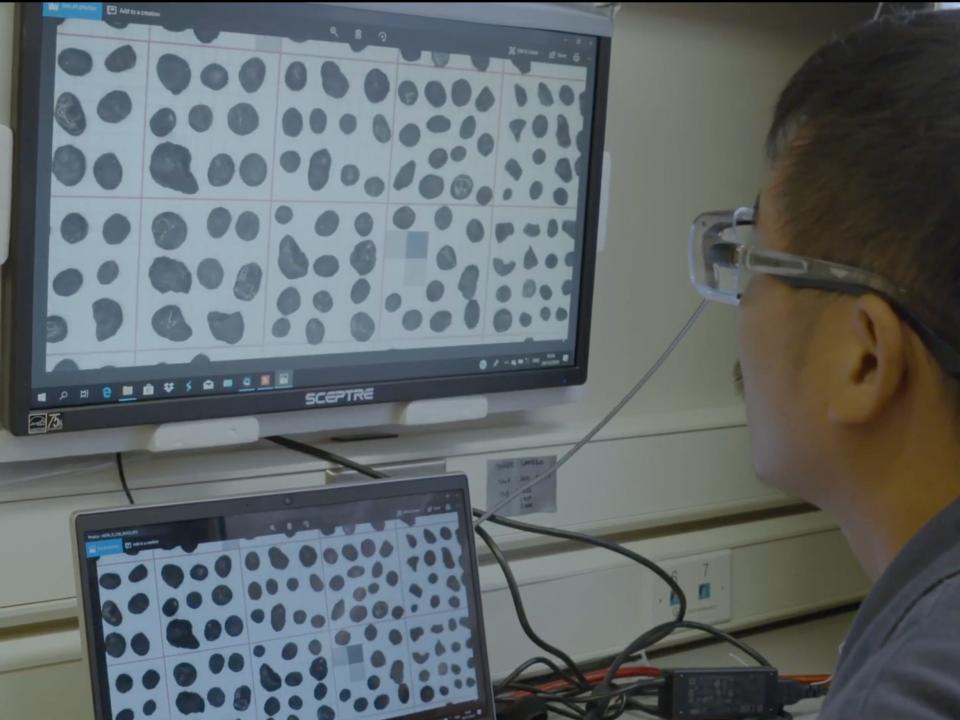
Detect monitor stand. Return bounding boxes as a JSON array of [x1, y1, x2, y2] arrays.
[[0, 384, 580, 462], [147, 416, 261, 453]]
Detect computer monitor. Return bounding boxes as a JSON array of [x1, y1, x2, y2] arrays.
[[73, 473, 493, 720], [3, 2, 611, 435]]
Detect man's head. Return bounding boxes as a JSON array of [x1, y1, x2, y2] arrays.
[[738, 10, 960, 506]]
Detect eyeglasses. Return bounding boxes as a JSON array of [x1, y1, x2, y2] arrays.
[[688, 206, 960, 375]]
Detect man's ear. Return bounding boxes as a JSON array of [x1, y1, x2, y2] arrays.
[[827, 294, 906, 424]]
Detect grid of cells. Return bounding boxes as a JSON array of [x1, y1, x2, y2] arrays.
[[264, 203, 386, 349], [250, 635, 337, 720], [163, 647, 256, 718], [241, 538, 330, 642], [407, 612, 477, 706], [106, 659, 170, 720], [320, 529, 405, 630], [398, 521, 469, 617], [153, 549, 249, 658], [94, 512, 481, 720], [47, 19, 589, 373], [328, 620, 413, 717], [96, 559, 165, 665]]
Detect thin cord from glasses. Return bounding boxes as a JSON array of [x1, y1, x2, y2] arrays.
[[474, 300, 707, 527]]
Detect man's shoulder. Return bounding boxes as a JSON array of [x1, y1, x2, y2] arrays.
[[884, 569, 960, 640], [820, 573, 960, 719]]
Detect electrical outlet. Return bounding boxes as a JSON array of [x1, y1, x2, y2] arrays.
[[649, 550, 732, 626]]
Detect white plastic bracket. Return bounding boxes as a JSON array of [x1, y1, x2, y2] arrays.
[[147, 416, 260, 453], [0, 124, 12, 266], [396, 396, 489, 426]]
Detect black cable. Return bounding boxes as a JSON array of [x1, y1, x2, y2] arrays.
[[497, 658, 665, 720], [115, 452, 134, 505], [267, 439, 777, 670], [265, 435, 388, 479], [500, 683, 587, 715], [602, 693, 628, 720], [476, 523, 591, 688], [270, 436, 591, 692], [501, 685, 643, 720], [517, 681, 665, 706], [476, 509, 696, 720], [473, 506, 690, 720], [496, 656, 583, 694], [538, 679, 662, 720], [471, 509, 688, 624], [582, 622, 683, 720], [621, 621, 772, 669], [672, 620, 773, 667], [269, 437, 688, 629], [269, 435, 683, 693], [268, 436, 777, 720], [472, 516, 772, 720], [541, 704, 584, 720]]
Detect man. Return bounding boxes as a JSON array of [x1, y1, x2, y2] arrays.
[[690, 9, 960, 718]]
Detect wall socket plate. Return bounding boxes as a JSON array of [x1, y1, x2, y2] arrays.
[[649, 549, 732, 626]]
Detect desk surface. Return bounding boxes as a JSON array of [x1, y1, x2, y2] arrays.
[[787, 698, 824, 718]]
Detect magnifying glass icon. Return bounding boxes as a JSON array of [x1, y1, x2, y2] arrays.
[[59, 390, 68, 401]]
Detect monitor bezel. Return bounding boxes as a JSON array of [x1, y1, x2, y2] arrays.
[[3, 2, 611, 435], [73, 473, 495, 720]]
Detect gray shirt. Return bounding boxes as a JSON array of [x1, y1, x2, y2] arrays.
[[818, 496, 960, 719]]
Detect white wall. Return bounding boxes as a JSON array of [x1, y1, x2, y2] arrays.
[[0, 3, 11, 128], [535, 2, 873, 424], [0, 2, 874, 713]]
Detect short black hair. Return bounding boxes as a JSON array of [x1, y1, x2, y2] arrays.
[[768, 9, 960, 348]]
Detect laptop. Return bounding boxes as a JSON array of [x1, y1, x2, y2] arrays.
[[72, 473, 494, 720]]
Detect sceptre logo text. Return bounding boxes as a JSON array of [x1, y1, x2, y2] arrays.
[[305, 388, 375, 406]]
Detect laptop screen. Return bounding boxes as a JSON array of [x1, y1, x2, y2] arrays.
[[74, 474, 493, 720]]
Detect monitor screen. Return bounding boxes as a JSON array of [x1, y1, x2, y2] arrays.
[[74, 474, 493, 720], [4, 2, 610, 435]]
